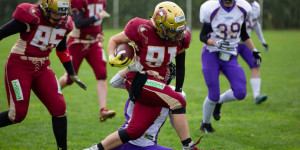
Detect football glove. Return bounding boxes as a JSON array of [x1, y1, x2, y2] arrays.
[[252, 48, 262, 66], [109, 54, 131, 68], [70, 75, 87, 90], [128, 61, 143, 72], [263, 43, 269, 52], [215, 40, 230, 49], [95, 10, 110, 20]]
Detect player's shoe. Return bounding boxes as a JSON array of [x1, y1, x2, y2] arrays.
[[83, 144, 98, 150], [200, 121, 215, 133], [99, 108, 116, 122], [213, 103, 222, 121], [255, 94, 268, 104]]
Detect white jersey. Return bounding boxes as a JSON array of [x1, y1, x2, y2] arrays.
[[200, 0, 252, 55], [246, 1, 267, 44]]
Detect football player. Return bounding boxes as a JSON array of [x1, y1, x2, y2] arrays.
[[237, 0, 268, 104], [199, 0, 262, 133], [109, 62, 189, 150], [84, 1, 201, 150], [0, 0, 86, 149], [58, 0, 116, 122]]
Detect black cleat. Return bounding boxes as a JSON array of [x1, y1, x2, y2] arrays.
[[255, 94, 268, 104], [200, 121, 215, 133], [213, 103, 222, 121]]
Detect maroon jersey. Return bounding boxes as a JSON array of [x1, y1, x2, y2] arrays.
[[124, 18, 191, 77], [70, 0, 106, 40], [11, 3, 73, 57]]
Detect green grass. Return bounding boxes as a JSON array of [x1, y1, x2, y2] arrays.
[[0, 29, 300, 150]]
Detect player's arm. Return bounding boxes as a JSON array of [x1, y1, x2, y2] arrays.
[[107, 31, 132, 67], [175, 51, 186, 92], [253, 21, 268, 51], [72, 8, 109, 29], [56, 37, 87, 90], [199, 23, 214, 46], [0, 19, 27, 41], [241, 22, 262, 66]]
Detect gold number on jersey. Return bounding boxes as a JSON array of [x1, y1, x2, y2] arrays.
[[146, 46, 176, 67], [88, 4, 103, 26], [30, 25, 66, 50]]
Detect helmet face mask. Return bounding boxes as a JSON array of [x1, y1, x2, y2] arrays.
[[40, 0, 71, 28], [152, 1, 186, 42]]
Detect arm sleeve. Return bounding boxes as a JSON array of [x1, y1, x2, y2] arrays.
[[199, 23, 213, 44], [72, 9, 98, 29], [0, 19, 27, 41], [55, 37, 76, 76], [110, 72, 126, 89], [175, 51, 186, 92], [253, 22, 267, 44], [62, 61, 76, 76], [56, 36, 67, 51], [240, 22, 250, 42]]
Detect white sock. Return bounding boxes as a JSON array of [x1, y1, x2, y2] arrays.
[[219, 89, 237, 103], [250, 78, 261, 98], [203, 97, 216, 124]]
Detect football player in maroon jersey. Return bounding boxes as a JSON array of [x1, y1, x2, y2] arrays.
[[0, 0, 86, 149], [58, 0, 116, 122], [84, 1, 201, 150]]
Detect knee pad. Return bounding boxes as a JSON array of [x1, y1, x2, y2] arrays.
[[234, 89, 247, 100], [171, 108, 186, 114], [118, 129, 131, 143]]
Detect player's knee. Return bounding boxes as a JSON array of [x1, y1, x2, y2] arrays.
[[171, 108, 186, 114], [126, 125, 148, 140], [208, 93, 220, 102], [233, 89, 247, 100], [118, 129, 131, 143], [9, 110, 26, 123], [95, 70, 107, 80]]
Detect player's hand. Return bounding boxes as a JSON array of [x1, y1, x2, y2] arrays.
[[252, 48, 262, 66], [128, 61, 143, 72], [215, 40, 230, 49], [96, 10, 110, 19], [263, 43, 269, 52], [70, 75, 87, 90], [109, 54, 131, 68]]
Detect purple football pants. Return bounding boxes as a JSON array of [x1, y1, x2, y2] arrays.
[[201, 45, 247, 102], [112, 142, 173, 150], [237, 44, 260, 68]]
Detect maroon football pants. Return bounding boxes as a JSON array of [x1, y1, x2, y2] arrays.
[[5, 53, 66, 122]]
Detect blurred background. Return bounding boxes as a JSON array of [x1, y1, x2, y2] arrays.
[[0, 0, 299, 29]]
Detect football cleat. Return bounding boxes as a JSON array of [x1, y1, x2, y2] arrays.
[[99, 108, 116, 122], [200, 121, 215, 133], [83, 144, 98, 150], [255, 94, 268, 104], [213, 103, 222, 121]]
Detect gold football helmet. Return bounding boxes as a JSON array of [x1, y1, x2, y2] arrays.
[[40, 0, 71, 28], [152, 1, 186, 42]]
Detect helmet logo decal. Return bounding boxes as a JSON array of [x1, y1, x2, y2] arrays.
[[174, 15, 185, 23], [138, 24, 152, 44], [153, 9, 167, 23], [57, 1, 69, 7]]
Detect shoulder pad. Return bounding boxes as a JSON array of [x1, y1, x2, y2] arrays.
[[183, 29, 191, 49], [65, 16, 74, 33], [71, 0, 88, 9], [13, 3, 41, 24], [200, 1, 220, 23]]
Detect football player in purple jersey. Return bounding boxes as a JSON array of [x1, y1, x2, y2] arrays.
[[199, 0, 262, 133], [58, 0, 116, 122], [84, 1, 201, 150], [0, 0, 86, 149]]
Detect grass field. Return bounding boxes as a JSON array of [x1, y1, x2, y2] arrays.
[[0, 29, 300, 150]]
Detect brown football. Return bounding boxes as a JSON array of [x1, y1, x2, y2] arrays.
[[115, 43, 135, 61]]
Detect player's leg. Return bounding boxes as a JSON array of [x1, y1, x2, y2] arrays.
[[200, 48, 221, 132], [32, 69, 67, 150], [86, 42, 116, 121], [221, 55, 247, 102], [238, 44, 267, 104], [0, 59, 32, 127], [59, 38, 85, 89], [85, 103, 162, 150]]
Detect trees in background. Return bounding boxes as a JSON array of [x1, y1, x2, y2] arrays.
[[0, 0, 299, 29]]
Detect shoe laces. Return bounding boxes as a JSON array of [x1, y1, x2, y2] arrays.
[[192, 136, 203, 150]]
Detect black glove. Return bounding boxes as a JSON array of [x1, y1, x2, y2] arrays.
[[263, 43, 269, 52], [70, 75, 87, 90], [252, 48, 262, 66]]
